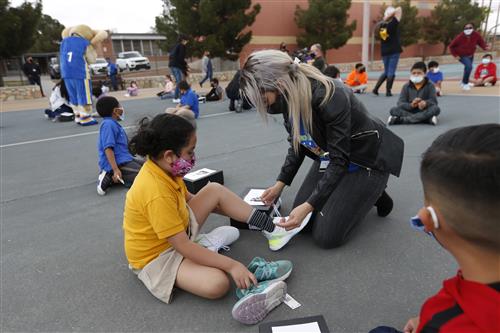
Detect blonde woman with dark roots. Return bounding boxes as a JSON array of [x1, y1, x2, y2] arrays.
[[241, 50, 405, 249]]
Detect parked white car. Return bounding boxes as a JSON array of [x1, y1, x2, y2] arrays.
[[89, 58, 108, 75], [116, 51, 151, 71]]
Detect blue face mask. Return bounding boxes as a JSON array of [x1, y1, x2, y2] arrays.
[[409, 206, 440, 238]]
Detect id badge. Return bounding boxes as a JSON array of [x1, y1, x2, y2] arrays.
[[319, 157, 330, 172]]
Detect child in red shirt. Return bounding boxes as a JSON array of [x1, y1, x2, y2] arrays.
[[370, 124, 500, 333], [470, 54, 497, 86]]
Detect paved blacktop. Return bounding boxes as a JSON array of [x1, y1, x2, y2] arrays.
[[1, 89, 499, 332]]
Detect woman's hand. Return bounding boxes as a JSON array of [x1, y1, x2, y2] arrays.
[[261, 182, 285, 206], [403, 316, 419, 333], [228, 261, 258, 290], [277, 202, 313, 231]]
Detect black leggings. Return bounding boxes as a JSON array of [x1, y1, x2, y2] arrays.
[[293, 160, 389, 249]]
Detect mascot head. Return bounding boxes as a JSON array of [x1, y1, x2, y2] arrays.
[[61, 25, 108, 46]]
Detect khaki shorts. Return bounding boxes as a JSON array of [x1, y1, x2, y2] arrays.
[[130, 206, 199, 304]]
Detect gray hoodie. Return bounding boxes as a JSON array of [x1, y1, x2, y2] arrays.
[[397, 78, 438, 111]]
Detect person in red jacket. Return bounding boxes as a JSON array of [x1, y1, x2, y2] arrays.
[[369, 124, 500, 333], [470, 54, 497, 87], [449, 22, 489, 91]]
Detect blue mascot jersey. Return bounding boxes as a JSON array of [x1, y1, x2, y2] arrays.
[[60, 36, 90, 79]]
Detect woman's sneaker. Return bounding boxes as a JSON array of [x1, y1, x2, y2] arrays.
[[232, 281, 287, 325], [247, 257, 292, 283], [195, 226, 239, 252], [262, 212, 313, 251]]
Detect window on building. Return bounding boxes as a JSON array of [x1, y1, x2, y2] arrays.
[[143, 40, 152, 56], [112, 40, 122, 54], [132, 40, 141, 52], [151, 41, 161, 56], [123, 40, 132, 52]]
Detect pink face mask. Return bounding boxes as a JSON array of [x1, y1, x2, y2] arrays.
[[171, 153, 196, 177]]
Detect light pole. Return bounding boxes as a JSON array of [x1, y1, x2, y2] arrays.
[[370, 21, 383, 69], [362, 0, 370, 66]]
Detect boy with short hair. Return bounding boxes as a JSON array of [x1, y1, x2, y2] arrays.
[[426, 61, 443, 96], [204, 78, 224, 101], [96, 96, 143, 195], [470, 54, 497, 87], [388, 62, 440, 126], [345, 63, 368, 93], [323, 65, 341, 80], [165, 80, 199, 121], [370, 124, 500, 333]]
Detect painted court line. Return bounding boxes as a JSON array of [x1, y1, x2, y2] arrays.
[[0, 111, 234, 148]]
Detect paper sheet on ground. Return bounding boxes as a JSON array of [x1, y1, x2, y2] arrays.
[[271, 322, 321, 333], [183, 168, 216, 181], [243, 189, 266, 205]]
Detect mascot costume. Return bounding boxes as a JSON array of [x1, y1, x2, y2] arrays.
[[60, 25, 107, 126]]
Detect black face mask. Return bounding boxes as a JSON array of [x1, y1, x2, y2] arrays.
[[359, 68, 366, 73], [267, 94, 286, 114]]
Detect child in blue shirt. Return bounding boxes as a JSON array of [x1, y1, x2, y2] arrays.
[[165, 80, 199, 122], [96, 96, 143, 195], [426, 61, 444, 96]]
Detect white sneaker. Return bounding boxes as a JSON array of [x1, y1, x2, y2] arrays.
[[196, 226, 240, 252], [462, 84, 471, 91], [430, 116, 438, 126], [387, 115, 394, 125], [262, 212, 313, 251], [485, 82, 492, 87], [172, 98, 181, 103]]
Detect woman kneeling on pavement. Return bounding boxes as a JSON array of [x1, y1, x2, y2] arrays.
[[240, 50, 404, 249]]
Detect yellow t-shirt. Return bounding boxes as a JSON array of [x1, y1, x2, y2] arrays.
[[123, 159, 189, 269]]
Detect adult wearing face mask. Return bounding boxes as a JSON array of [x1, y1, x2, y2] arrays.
[[309, 43, 327, 72], [388, 62, 440, 126], [470, 54, 497, 87], [373, 6, 403, 97], [240, 50, 404, 250], [449, 23, 489, 91]]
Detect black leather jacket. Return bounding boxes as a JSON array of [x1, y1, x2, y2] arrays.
[[276, 79, 404, 210]]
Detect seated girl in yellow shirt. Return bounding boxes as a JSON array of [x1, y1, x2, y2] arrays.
[[123, 114, 302, 325]]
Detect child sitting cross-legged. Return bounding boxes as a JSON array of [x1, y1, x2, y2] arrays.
[[96, 96, 144, 195], [370, 124, 500, 333], [123, 113, 307, 325], [470, 54, 497, 87], [426, 61, 443, 96], [204, 78, 224, 101], [388, 62, 441, 126], [345, 63, 368, 93], [165, 80, 199, 122]]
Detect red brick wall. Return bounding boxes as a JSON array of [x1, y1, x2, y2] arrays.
[[241, 0, 445, 65]]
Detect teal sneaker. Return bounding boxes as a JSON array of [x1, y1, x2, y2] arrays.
[[262, 212, 313, 251], [232, 281, 287, 325], [247, 257, 293, 284]]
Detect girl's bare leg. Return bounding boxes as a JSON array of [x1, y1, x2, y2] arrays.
[[175, 258, 230, 299], [188, 182, 253, 227]]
